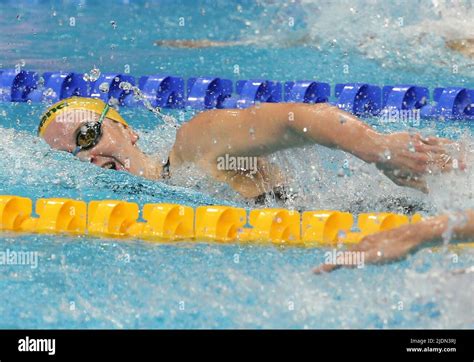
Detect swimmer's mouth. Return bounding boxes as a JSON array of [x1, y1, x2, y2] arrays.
[[101, 160, 126, 171]]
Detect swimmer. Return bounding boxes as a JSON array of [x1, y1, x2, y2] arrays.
[[313, 209, 474, 273], [154, 37, 474, 59], [38, 97, 464, 203]]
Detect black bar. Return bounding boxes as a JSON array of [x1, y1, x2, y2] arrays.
[[0, 329, 472, 361]]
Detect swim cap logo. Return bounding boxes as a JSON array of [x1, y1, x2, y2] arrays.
[[38, 102, 68, 134]]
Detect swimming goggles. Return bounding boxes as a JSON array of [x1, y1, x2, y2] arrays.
[[72, 103, 110, 156]]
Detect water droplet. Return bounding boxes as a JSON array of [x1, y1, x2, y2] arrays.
[[119, 81, 132, 91], [88, 67, 100, 82], [44, 88, 55, 97], [383, 149, 391, 160], [408, 142, 416, 152], [99, 82, 109, 93], [108, 97, 120, 108], [303, 127, 307, 132]]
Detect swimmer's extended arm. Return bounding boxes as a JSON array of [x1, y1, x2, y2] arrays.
[[154, 35, 311, 48], [154, 39, 252, 48], [174, 103, 460, 193], [314, 209, 474, 274]]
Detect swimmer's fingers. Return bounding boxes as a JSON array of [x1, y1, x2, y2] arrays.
[[313, 239, 373, 274], [421, 136, 454, 146], [417, 137, 467, 171], [399, 176, 429, 193], [426, 152, 465, 173], [313, 248, 380, 274], [313, 263, 343, 274], [382, 169, 429, 193]]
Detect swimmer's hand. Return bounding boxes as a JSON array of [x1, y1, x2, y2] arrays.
[[375, 132, 465, 192], [313, 223, 426, 274], [314, 210, 474, 274]]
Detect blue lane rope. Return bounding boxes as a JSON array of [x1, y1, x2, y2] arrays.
[[0, 68, 473, 120]]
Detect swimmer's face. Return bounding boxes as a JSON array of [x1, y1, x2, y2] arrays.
[[41, 109, 144, 173]]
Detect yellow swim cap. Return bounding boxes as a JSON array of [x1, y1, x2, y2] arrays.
[[38, 96, 128, 136]]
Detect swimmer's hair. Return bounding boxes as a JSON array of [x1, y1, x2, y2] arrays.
[[38, 96, 128, 137]]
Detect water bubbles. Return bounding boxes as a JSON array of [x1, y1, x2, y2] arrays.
[[99, 82, 110, 93], [303, 127, 307, 133], [110, 20, 117, 29], [44, 88, 55, 97], [83, 67, 101, 82], [119, 81, 132, 92], [337, 230, 347, 239], [408, 142, 416, 153], [108, 97, 120, 109], [383, 149, 391, 160]]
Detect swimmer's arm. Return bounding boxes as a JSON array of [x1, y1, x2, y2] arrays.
[[210, 102, 387, 164], [176, 102, 457, 193], [154, 34, 312, 48], [154, 39, 251, 48], [419, 210, 474, 243], [227, 103, 458, 190], [286, 103, 385, 163], [314, 210, 474, 273], [176, 103, 385, 164]]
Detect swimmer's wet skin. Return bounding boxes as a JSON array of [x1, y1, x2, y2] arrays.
[[39, 96, 465, 202], [37, 97, 473, 271], [314, 209, 474, 273]]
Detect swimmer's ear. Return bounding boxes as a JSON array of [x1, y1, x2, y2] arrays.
[[127, 127, 139, 145], [119, 123, 139, 145]]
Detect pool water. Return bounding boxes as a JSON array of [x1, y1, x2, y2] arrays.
[[0, 0, 473, 328]]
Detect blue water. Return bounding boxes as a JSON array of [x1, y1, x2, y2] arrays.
[[0, 0, 473, 328]]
